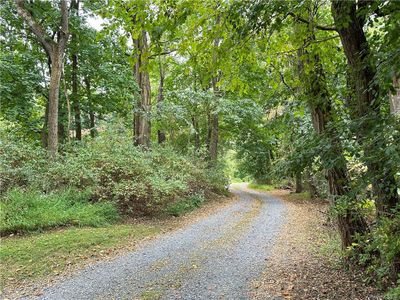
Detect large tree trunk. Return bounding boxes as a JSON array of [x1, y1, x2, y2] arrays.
[[208, 15, 220, 163], [305, 167, 319, 199], [331, 0, 399, 218], [297, 22, 367, 248], [133, 30, 151, 148], [295, 171, 303, 193], [15, 0, 70, 158], [48, 51, 63, 155], [71, 0, 81, 140], [157, 58, 166, 144], [209, 67, 219, 162]]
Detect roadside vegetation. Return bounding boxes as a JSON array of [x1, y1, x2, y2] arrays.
[[0, 0, 399, 298]]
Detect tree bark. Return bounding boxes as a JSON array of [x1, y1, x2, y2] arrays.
[[84, 77, 96, 138], [15, 0, 70, 157], [295, 171, 303, 193], [48, 49, 64, 153], [389, 76, 400, 116], [41, 98, 49, 148], [305, 167, 319, 199], [331, 0, 399, 218], [71, 0, 81, 140], [132, 30, 151, 148], [157, 57, 166, 144], [192, 116, 200, 151]]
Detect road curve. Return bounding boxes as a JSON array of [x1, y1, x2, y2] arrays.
[[36, 183, 286, 300]]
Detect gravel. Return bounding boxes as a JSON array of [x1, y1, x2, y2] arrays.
[[32, 183, 286, 300]]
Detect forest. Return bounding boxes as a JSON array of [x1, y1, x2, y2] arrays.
[[0, 0, 399, 299]]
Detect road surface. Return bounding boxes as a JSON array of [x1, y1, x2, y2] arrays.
[[37, 183, 286, 300]]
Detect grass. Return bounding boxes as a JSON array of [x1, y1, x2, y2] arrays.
[[286, 191, 311, 201], [248, 182, 275, 191], [0, 223, 162, 289], [0, 188, 119, 235]]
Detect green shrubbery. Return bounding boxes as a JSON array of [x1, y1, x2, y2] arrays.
[[349, 209, 400, 298], [166, 192, 205, 217], [0, 129, 228, 233], [0, 188, 118, 235]]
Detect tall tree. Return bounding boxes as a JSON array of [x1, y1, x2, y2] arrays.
[[14, 0, 70, 157], [296, 24, 367, 248], [157, 57, 166, 144], [71, 0, 81, 140], [331, 0, 399, 217], [132, 29, 151, 148]]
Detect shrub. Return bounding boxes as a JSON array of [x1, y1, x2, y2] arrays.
[[166, 192, 205, 217], [0, 129, 228, 218], [348, 208, 400, 297], [0, 188, 119, 235]]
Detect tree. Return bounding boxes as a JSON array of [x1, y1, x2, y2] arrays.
[[132, 29, 151, 148], [70, 0, 81, 140], [14, 0, 71, 157], [331, 0, 399, 217]]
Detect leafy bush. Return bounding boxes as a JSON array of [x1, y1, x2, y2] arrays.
[[348, 209, 400, 296], [0, 188, 118, 234], [166, 192, 205, 217], [0, 129, 228, 218]]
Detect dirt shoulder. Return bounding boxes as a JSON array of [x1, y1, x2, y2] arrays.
[[1, 193, 236, 299], [251, 189, 383, 300]]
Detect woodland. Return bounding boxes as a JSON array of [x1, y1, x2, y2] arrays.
[[0, 0, 399, 298]]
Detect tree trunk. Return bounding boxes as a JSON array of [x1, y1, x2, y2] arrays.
[[133, 30, 151, 148], [305, 167, 319, 199], [192, 116, 200, 151], [331, 0, 399, 218], [71, 0, 81, 140], [390, 76, 400, 116], [84, 77, 96, 138], [157, 57, 166, 144], [206, 111, 211, 150], [208, 15, 221, 163], [296, 19, 367, 248], [209, 68, 219, 162], [89, 112, 95, 138], [295, 171, 303, 193], [41, 99, 49, 148], [48, 51, 63, 156], [209, 113, 218, 161]]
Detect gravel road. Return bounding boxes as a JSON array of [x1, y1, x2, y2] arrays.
[[36, 183, 286, 300]]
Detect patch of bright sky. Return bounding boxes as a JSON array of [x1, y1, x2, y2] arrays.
[[87, 15, 104, 31]]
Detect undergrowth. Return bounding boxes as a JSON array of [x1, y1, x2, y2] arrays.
[[0, 188, 118, 235], [0, 129, 228, 233]]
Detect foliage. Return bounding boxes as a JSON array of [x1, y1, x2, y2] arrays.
[[0, 188, 118, 235], [349, 209, 400, 292], [2, 0, 400, 294], [166, 192, 205, 217], [0, 128, 228, 218], [247, 183, 275, 191]]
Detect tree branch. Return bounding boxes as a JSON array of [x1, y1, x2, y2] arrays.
[[288, 12, 337, 32], [148, 49, 177, 59], [14, 0, 54, 56]]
